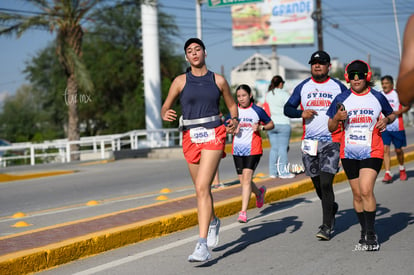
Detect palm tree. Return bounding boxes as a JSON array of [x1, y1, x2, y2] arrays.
[[0, 0, 100, 160], [0, 0, 153, 160]]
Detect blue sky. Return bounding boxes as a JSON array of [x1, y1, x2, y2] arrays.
[[0, 0, 413, 102]]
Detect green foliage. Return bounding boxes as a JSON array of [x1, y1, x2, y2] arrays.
[[0, 0, 101, 148], [0, 85, 51, 142], [331, 68, 346, 82], [24, 46, 67, 139], [80, 3, 184, 134], [0, 1, 185, 142]]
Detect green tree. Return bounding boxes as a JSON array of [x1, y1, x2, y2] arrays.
[[24, 46, 67, 138], [80, 4, 148, 134], [0, 85, 46, 142], [82, 3, 185, 133], [22, 2, 185, 135], [0, 0, 100, 159], [331, 68, 346, 82], [0, 0, 161, 159]]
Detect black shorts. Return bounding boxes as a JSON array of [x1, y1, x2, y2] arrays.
[[233, 155, 262, 175], [341, 158, 383, 180]]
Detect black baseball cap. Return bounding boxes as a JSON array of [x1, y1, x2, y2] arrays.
[[347, 60, 368, 74], [308, 50, 331, 64], [184, 38, 205, 52]]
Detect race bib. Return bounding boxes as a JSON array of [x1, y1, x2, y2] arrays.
[[301, 139, 318, 156], [345, 127, 372, 146], [189, 127, 215, 144]]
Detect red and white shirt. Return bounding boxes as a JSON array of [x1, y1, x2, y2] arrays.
[[232, 103, 272, 156], [381, 89, 405, 132], [327, 88, 393, 160], [286, 77, 347, 142]]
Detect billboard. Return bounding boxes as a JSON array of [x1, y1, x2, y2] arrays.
[[208, 0, 264, 7], [232, 0, 314, 47]]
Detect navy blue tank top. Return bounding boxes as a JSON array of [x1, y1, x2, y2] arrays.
[[180, 70, 222, 130]]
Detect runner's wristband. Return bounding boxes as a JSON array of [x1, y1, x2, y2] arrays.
[[386, 117, 391, 124]]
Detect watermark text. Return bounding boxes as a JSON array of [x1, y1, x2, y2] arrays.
[[64, 89, 93, 105]]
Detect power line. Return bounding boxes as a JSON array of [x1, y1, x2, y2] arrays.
[[323, 17, 397, 57], [324, 28, 398, 67], [322, 1, 403, 64], [0, 7, 44, 15]]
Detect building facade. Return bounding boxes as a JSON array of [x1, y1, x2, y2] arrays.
[[230, 53, 310, 100]]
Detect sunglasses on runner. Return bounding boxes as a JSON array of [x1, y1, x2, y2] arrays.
[[310, 60, 329, 66], [349, 72, 366, 80]]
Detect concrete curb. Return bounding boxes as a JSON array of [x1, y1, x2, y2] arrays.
[[0, 151, 413, 274]]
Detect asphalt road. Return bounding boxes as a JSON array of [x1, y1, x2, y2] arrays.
[[0, 135, 306, 236], [38, 163, 414, 275], [0, 127, 413, 237]]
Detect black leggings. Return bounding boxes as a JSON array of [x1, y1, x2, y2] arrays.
[[311, 172, 335, 227]]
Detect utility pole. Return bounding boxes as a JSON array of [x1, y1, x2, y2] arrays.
[[141, 0, 162, 142], [271, 45, 279, 75], [196, 0, 202, 39], [392, 0, 402, 60], [312, 0, 323, 51]]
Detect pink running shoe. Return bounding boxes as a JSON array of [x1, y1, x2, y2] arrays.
[[237, 211, 247, 223], [400, 169, 407, 181], [256, 186, 267, 208], [382, 171, 393, 184]]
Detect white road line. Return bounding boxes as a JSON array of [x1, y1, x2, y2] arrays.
[[72, 186, 352, 275]]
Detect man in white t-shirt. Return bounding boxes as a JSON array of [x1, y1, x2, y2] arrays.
[[284, 50, 348, 241], [380, 75, 410, 183]]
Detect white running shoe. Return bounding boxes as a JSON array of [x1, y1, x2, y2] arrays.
[[188, 242, 211, 262], [279, 173, 295, 179], [207, 218, 220, 247]]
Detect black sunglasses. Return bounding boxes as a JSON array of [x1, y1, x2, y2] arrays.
[[349, 72, 366, 80], [311, 60, 329, 65]]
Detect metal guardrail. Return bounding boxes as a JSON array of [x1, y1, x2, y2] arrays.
[[0, 128, 183, 167]]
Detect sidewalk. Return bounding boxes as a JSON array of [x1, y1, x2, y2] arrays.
[[0, 148, 413, 274]]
